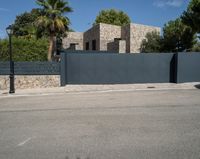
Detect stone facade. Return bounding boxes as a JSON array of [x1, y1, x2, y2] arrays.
[[107, 39, 126, 53], [99, 23, 121, 51], [129, 23, 161, 53], [62, 32, 83, 50], [0, 75, 60, 90], [121, 25, 131, 53], [83, 24, 100, 50], [63, 23, 161, 53]]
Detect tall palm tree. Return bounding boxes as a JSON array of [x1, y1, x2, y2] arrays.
[[35, 0, 72, 61]]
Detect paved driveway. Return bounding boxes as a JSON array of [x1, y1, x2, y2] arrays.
[[0, 89, 200, 159]]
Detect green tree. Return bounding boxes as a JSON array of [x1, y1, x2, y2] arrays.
[[12, 9, 45, 38], [94, 9, 131, 26], [192, 42, 200, 52], [181, 0, 200, 36], [140, 31, 163, 53], [35, 0, 72, 61], [162, 18, 196, 52], [0, 37, 48, 61]]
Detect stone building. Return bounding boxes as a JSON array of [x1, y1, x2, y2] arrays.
[[62, 23, 161, 53]]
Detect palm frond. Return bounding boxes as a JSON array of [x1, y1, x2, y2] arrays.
[[54, 18, 65, 31], [62, 6, 73, 13], [47, 0, 57, 8], [35, 0, 72, 35], [46, 9, 61, 15], [36, 0, 51, 9], [35, 16, 52, 28]]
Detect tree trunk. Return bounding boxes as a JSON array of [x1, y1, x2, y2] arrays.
[[48, 35, 55, 61]]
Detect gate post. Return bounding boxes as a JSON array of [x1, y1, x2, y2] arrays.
[[60, 52, 67, 86]]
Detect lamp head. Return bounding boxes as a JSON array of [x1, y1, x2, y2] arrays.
[[6, 25, 13, 36]]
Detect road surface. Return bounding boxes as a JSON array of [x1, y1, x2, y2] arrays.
[[0, 89, 200, 159]]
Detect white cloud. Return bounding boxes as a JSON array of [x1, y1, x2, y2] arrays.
[[153, 0, 184, 8], [0, 8, 10, 12]]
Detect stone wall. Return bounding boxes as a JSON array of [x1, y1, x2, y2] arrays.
[[99, 23, 121, 51], [62, 23, 161, 53], [129, 23, 161, 53], [83, 24, 100, 50], [62, 32, 83, 50], [107, 39, 126, 53], [0, 75, 60, 90], [121, 25, 131, 53], [118, 40, 126, 53]]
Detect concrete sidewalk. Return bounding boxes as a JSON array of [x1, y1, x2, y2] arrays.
[[0, 82, 199, 97], [64, 82, 200, 92]]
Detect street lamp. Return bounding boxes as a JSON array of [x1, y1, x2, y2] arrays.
[[6, 25, 15, 94]]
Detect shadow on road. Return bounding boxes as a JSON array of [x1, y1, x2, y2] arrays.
[[194, 84, 200, 89]]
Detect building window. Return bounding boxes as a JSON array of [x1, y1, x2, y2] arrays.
[[92, 40, 96, 50], [86, 42, 89, 50]]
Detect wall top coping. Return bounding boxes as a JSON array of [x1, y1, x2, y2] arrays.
[[130, 23, 161, 29], [65, 32, 84, 38]]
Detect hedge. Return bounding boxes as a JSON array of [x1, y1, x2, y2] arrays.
[[0, 37, 48, 61]]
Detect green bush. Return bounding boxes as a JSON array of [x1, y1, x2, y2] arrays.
[[0, 37, 48, 61], [192, 42, 200, 52]]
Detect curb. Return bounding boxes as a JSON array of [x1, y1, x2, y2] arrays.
[[0, 83, 199, 98]]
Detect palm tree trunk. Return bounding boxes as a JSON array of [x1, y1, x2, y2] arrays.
[[53, 36, 57, 60], [48, 35, 54, 61]]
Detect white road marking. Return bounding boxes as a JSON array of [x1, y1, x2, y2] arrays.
[[17, 138, 31, 147]]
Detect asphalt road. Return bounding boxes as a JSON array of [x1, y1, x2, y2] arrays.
[[0, 89, 200, 159]]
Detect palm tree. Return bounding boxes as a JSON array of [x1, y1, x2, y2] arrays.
[[35, 0, 72, 61]]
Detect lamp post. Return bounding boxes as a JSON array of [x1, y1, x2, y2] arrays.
[[6, 25, 15, 94]]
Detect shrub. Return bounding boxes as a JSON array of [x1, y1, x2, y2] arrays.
[[192, 42, 200, 52], [0, 37, 48, 61]]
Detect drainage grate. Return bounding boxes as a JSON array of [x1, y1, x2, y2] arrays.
[[147, 86, 156, 89]]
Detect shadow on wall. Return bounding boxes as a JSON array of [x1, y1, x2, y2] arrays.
[[170, 54, 177, 83], [194, 84, 200, 89]]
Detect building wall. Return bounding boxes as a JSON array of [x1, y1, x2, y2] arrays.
[[129, 23, 161, 53], [118, 40, 126, 53], [62, 23, 161, 53], [121, 24, 131, 53], [62, 32, 83, 50], [99, 23, 121, 51], [107, 40, 126, 53], [83, 24, 100, 51]]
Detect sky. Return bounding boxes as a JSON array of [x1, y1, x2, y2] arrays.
[[0, 0, 190, 38]]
